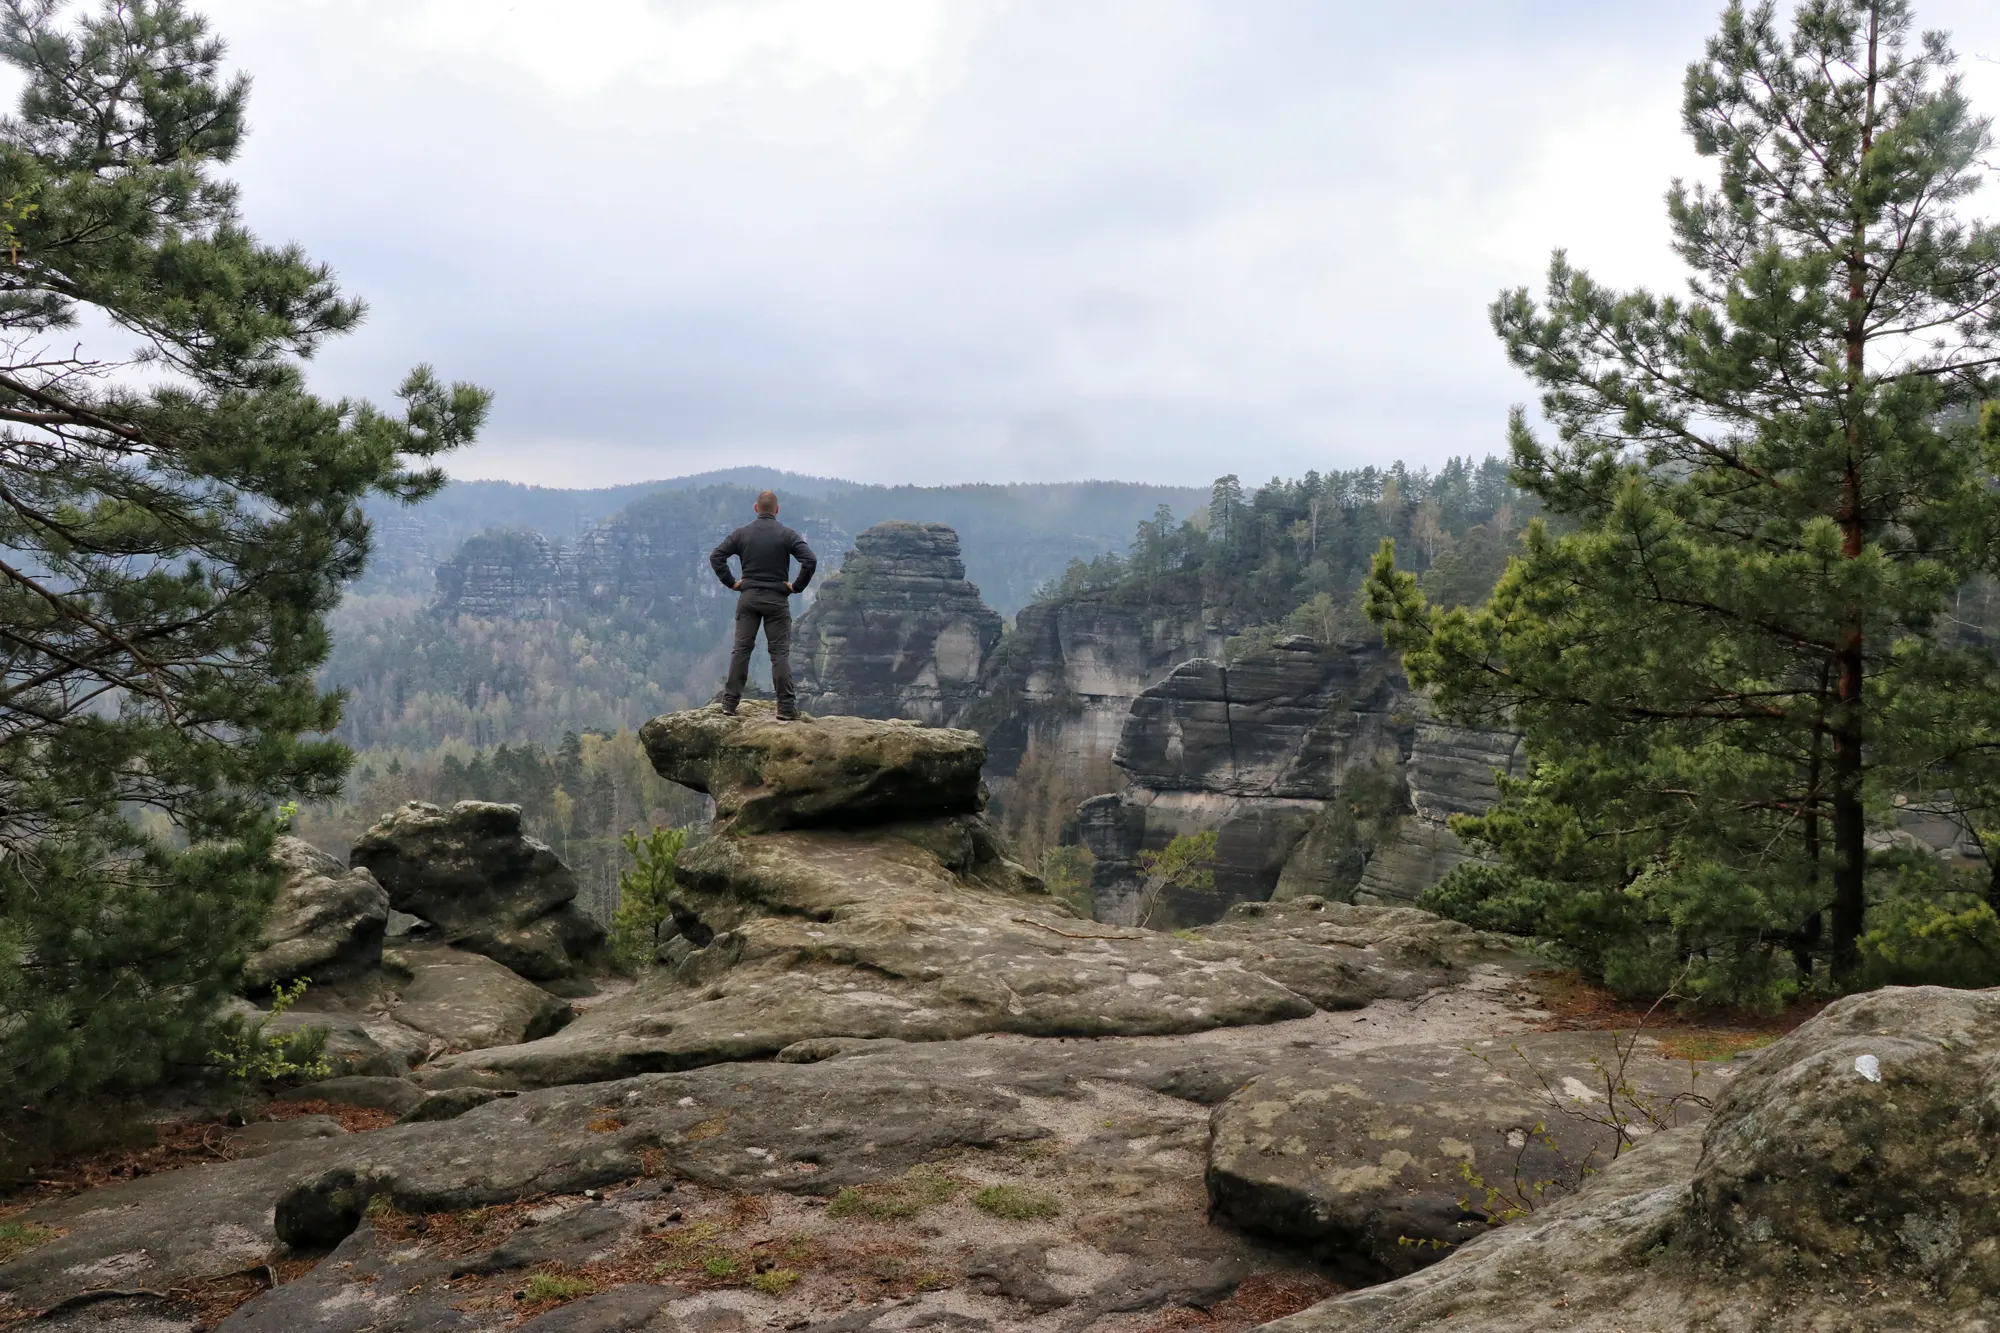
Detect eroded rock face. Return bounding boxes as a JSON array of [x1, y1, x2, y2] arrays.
[[793, 521, 1005, 725], [350, 802, 605, 980], [1353, 717, 1521, 906], [637, 702, 987, 833], [1083, 637, 1409, 926], [1270, 985, 2000, 1333], [242, 837, 390, 992]]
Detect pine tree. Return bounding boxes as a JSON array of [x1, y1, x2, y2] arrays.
[[1367, 0, 2000, 992], [0, 0, 487, 1109]]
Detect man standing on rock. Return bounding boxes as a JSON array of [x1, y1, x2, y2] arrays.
[[709, 490, 817, 719]]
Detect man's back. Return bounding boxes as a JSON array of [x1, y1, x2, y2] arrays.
[[711, 515, 817, 594]]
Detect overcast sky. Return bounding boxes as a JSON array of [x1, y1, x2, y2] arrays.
[[175, 1, 2000, 489]]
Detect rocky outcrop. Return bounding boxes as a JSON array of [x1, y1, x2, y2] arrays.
[[1268, 984, 2000, 1332], [242, 837, 390, 992], [793, 521, 1005, 725], [637, 703, 987, 833], [1082, 636, 1410, 926], [419, 705, 1519, 1089], [431, 528, 574, 618], [350, 801, 606, 981]]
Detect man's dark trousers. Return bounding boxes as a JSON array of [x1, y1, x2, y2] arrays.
[[724, 589, 793, 712]]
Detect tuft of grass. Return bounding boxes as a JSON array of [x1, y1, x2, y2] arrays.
[[1657, 1031, 1778, 1063], [972, 1184, 1060, 1221], [522, 1272, 595, 1304], [0, 1220, 59, 1263], [701, 1254, 740, 1278], [750, 1267, 800, 1294], [824, 1167, 959, 1220]]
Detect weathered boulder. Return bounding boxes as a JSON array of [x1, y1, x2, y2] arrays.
[[792, 520, 1005, 725], [350, 801, 605, 980], [242, 836, 390, 992], [381, 945, 574, 1051], [1270, 985, 2000, 1332], [1206, 1029, 1725, 1283], [637, 702, 986, 832], [237, 943, 578, 1077]]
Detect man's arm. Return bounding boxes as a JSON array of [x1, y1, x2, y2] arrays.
[[787, 533, 818, 595], [709, 531, 742, 590]]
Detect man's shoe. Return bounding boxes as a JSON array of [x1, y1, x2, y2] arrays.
[[775, 708, 799, 722], [720, 704, 739, 717]]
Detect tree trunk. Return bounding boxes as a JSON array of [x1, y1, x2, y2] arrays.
[[1830, 5, 1881, 984]]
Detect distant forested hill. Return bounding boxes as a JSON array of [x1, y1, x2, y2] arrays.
[[358, 469, 1208, 614]]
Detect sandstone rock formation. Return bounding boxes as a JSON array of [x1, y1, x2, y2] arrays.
[[637, 703, 987, 832], [1081, 636, 1408, 925], [793, 521, 1004, 724], [241, 836, 391, 992], [978, 589, 1228, 794], [1352, 713, 1522, 906], [416, 704, 1521, 1089], [350, 801, 605, 981], [1269, 985, 2000, 1332]]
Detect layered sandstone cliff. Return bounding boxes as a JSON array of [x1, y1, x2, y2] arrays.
[[791, 521, 1004, 725]]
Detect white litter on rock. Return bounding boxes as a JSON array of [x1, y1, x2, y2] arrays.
[[1855, 1053, 1882, 1083]]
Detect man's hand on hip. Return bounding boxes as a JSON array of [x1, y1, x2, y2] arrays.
[[783, 582, 794, 595]]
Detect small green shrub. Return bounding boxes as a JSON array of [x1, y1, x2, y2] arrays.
[[1136, 832, 1219, 928], [610, 825, 689, 969], [210, 980, 332, 1095], [750, 1268, 800, 1294], [971, 1184, 1059, 1220], [522, 1273, 595, 1304]]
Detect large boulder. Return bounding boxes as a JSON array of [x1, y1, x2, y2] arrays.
[[350, 801, 604, 980], [1206, 1030, 1726, 1283], [1269, 985, 2000, 1332], [637, 702, 986, 832], [241, 836, 390, 992], [380, 945, 574, 1051]]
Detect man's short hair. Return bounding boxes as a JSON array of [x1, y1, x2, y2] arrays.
[[755, 490, 779, 514]]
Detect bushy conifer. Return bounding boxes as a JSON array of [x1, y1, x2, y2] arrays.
[[0, 0, 486, 1110]]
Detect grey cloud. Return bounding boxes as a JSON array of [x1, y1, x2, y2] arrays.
[[182, 0, 2000, 487]]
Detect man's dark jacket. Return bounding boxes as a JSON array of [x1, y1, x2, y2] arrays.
[[710, 515, 817, 595]]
